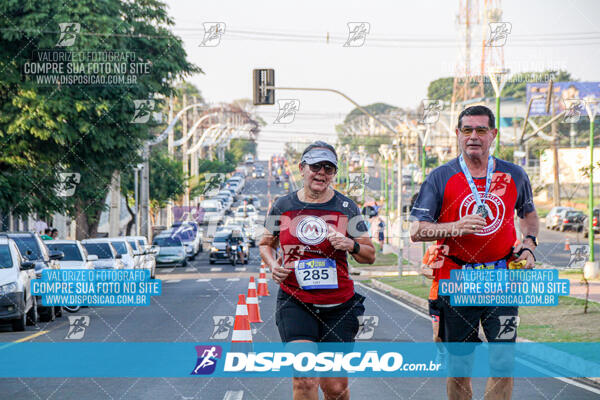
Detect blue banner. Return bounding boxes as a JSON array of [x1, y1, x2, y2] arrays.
[[0, 342, 598, 378], [438, 269, 569, 306], [30, 269, 161, 306]]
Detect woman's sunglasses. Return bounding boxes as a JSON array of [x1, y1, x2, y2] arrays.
[[304, 162, 337, 175]]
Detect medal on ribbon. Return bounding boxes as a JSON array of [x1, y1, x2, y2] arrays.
[[459, 154, 494, 220]]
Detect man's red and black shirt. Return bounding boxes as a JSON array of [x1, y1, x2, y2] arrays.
[[410, 157, 536, 283]]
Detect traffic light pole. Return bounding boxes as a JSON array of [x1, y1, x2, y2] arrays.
[[266, 86, 399, 137]]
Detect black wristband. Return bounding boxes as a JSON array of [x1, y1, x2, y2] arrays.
[[518, 247, 536, 262], [350, 240, 360, 254]]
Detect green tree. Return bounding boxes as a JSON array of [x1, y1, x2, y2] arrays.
[[344, 103, 400, 124], [121, 149, 186, 234], [120, 148, 186, 228], [227, 139, 257, 164], [0, 0, 199, 237], [284, 142, 301, 164]]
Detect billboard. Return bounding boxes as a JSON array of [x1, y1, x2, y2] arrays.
[[526, 82, 600, 116]]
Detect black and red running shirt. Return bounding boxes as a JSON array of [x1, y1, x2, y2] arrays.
[[265, 190, 368, 304], [410, 157, 536, 283]]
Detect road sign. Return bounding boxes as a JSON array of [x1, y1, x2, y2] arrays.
[[253, 69, 275, 105]]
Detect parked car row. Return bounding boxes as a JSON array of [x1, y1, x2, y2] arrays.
[[0, 232, 157, 332], [545, 206, 598, 233], [150, 220, 206, 268]]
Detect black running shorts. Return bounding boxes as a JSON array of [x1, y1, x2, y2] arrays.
[[438, 295, 519, 343], [275, 289, 365, 343]]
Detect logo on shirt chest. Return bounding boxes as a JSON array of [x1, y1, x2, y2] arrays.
[[459, 191, 505, 236], [296, 216, 328, 245]]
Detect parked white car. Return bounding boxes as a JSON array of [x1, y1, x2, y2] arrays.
[[0, 237, 37, 331], [126, 236, 156, 278], [46, 240, 96, 270], [107, 238, 138, 269], [200, 199, 225, 225], [81, 240, 125, 270]]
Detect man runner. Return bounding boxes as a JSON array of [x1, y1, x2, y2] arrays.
[[410, 105, 539, 400]]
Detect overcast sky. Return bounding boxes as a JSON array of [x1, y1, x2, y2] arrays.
[[165, 0, 600, 159]]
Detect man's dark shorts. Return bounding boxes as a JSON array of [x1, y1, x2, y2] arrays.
[[275, 289, 365, 342], [438, 295, 519, 343]]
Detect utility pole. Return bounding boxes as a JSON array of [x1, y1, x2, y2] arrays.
[[140, 143, 150, 239], [548, 81, 561, 206], [134, 166, 139, 235], [108, 171, 120, 237], [182, 93, 189, 208], [396, 138, 404, 277], [166, 95, 174, 227]]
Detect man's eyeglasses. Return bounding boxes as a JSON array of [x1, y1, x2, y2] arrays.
[[304, 162, 337, 175], [460, 126, 491, 136]]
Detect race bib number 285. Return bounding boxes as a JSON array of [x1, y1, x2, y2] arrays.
[[294, 258, 338, 290]]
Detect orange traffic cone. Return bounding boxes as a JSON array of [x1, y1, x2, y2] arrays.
[[260, 264, 269, 279], [247, 277, 263, 323], [565, 238, 571, 251], [257, 271, 270, 297], [231, 294, 252, 343]]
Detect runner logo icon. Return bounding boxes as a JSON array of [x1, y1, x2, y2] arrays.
[[191, 345, 222, 375], [296, 216, 328, 245], [210, 317, 234, 340], [496, 316, 519, 340], [65, 316, 89, 340]]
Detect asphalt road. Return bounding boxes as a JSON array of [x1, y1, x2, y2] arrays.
[[0, 170, 598, 399]]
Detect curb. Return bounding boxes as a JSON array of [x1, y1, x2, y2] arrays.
[[362, 278, 428, 312], [362, 277, 600, 387]]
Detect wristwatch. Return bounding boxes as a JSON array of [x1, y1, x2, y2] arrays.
[[524, 235, 538, 247], [350, 240, 361, 254]]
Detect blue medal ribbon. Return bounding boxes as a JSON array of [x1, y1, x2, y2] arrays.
[[458, 154, 494, 218]]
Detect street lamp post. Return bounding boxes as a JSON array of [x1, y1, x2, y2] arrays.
[[133, 164, 144, 236], [392, 138, 404, 276], [488, 68, 510, 156], [390, 149, 395, 215], [378, 144, 390, 246], [343, 144, 350, 188], [379, 154, 385, 196], [359, 145, 366, 204]]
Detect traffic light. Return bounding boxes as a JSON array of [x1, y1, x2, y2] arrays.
[[253, 69, 275, 105]]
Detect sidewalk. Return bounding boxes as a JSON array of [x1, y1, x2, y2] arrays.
[[568, 279, 600, 303]]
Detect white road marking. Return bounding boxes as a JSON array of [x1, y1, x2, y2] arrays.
[[210, 267, 222, 272], [185, 267, 197, 272], [226, 278, 240, 282], [165, 279, 181, 283], [160, 268, 174, 273], [196, 279, 211, 282], [223, 390, 243, 400], [234, 267, 246, 272]]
